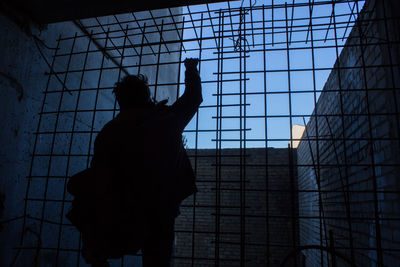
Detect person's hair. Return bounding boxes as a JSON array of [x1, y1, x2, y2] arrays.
[[113, 74, 154, 109]]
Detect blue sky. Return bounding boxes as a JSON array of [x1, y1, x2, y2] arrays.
[[176, 0, 364, 148]]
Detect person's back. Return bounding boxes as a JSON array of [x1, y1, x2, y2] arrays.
[[84, 58, 202, 267]]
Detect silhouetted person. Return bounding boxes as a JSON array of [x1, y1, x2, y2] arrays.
[[80, 58, 202, 266]]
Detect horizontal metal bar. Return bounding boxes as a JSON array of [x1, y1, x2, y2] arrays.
[[57, 0, 362, 37], [23, 177, 400, 195], [211, 112, 400, 119], [34, 128, 252, 135], [14, 245, 400, 254], [53, 28, 396, 63], [43, 77, 250, 94], [211, 213, 400, 221], [46, 55, 251, 75], [73, 20, 129, 76], [57, 1, 371, 42], [212, 87, 400, 96], [39, 103, 249, 115], [213, 64, 400, 75]]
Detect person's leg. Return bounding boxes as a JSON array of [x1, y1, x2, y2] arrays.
[[142, 216, 175, 267], [82, 223, 110, 267]]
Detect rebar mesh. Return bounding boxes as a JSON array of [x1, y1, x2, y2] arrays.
[[20, 0, 400, 266]]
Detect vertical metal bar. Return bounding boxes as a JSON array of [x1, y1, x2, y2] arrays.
[[35, 33, 78, 265], [149, 10, 171, 54], [154, 20, 164, 101], [262, 6, 270, 266], [138, 23, 147, 75], [285, 3, 297, 265], [354, 2, 384, 265], [116, 28, 129, 267], [249, 0, 255, 47], [324, 115, 354, 264], [342, 2, 357, 41], [218, 12, 224, 265], [80, 30, 110, 267], [289, 0, 295, 44], [191, 14, 202, 267], [113, 15, 140, 57], [306, 0, 314, 44], [239, 6, 246, 267], [307, 1, 333, 265], [238, 6, 243, 266], [288, 143, 297, 267], [324, 7, 334, 43], [95, 17, 123, 57], [302, 117, 329, 267], [113, 25, 129, 120], [21, 36, 61, 249], [329, 1, 355, 263], [381, 0, 400, 150], [176, 18, 184, 102], [206, 3, 221, 51], [329, 230, 337, 267], [55, 32, 93, 266], [168, 8, 186, 53], [186, 6, 201, 47], [73, 20, 129, 76], [131, 13, 157, 57], [86, 29, 109, 168], [272, 0, 274, 46], [284, 3, 294, 174], [227, 1, 236, 48], [236, 5, 244, 52], [214, 11, 222, 267]]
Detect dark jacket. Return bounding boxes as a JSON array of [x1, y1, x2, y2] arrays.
[[93, 67, 202, 209], [79, 68, 202, 260]]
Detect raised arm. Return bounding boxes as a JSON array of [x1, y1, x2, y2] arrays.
[[170, 58, 203, 131]]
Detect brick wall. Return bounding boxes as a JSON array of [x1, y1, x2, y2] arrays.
[[174, 148, 299, 266], [297, 0, 400, 266]]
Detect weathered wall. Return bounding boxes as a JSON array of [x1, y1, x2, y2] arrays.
[[0, 8, 182, 266], [175, 148, 299, 266], [297, 0, 400, 266], [0, 16, 90, 266]]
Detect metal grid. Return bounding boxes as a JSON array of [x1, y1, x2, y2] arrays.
[[19, 0, 400, 266]]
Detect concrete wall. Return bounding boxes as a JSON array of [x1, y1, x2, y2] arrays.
[[297, 0, 400, 266], [175, 148, 299, 266], [0, 8, 182, 266], [0, 16, 85, 267]]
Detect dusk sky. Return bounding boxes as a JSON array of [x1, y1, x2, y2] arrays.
[[177, 0, 365, 148]]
